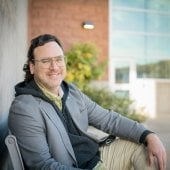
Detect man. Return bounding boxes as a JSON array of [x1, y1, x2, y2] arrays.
[[8, 34, 166, 170]]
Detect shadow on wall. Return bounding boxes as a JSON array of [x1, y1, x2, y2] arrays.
[[0, 119, 9, 168], [0, 0, 27, 169]]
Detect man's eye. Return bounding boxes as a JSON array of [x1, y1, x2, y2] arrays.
[[56, 57, 63, 61], [41, 59, 50, 63], [53, 57, 64, 62]]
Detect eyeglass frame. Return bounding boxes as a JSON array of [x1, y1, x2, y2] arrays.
[[31, 55, 66, 68]]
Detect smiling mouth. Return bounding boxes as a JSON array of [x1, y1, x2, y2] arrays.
[[49, 74, 59, 77], [49, 72, 61, 76], [48, 72, 62, 78]]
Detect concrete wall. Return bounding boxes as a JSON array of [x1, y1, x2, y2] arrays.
[[0, 0, 28, 121], [131, 79, 157, 118], [156, 80, 170, 115], [0, 0, 27, 166], [131, 79, 170, 118]]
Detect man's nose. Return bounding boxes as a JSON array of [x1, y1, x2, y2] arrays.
[[50, 59, 59, 68]]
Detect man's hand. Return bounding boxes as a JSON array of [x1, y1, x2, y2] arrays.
[[145, 133, 167, 170]]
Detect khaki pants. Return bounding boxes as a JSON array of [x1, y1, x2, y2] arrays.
[[94, 138, 158, 170]]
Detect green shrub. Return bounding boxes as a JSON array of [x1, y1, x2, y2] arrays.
[[65, 42, 146, 122], [83, 87, 147, 123], [65, 42, 106, 90]]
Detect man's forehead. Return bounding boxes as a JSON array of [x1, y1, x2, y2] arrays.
[[34, 41, 64, 57]]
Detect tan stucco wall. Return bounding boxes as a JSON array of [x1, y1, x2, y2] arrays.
[[156, 80, 170, 115]]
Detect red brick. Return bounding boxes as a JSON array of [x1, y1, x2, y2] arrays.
[[28, 0, 108, 80]]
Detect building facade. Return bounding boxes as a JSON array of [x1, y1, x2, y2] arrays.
[[28, 0, 170, 117], [109, 0, 170, 117]]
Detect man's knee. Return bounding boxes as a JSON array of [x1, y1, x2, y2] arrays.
[[100, 139, 142, 169]]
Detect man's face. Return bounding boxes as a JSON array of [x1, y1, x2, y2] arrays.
[[29, 41, 67, 94]]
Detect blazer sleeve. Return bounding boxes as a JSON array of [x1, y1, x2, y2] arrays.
[[71, 85, 147, 143]]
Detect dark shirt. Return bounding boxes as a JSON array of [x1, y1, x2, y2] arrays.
[[64, 107, 100, 169]]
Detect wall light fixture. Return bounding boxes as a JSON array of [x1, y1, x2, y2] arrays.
[[82, 21, 95, 29]]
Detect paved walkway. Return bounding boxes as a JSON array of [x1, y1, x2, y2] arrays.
[[144, 114, 170, 170]]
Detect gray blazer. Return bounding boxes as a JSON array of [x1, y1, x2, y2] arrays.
[[8, 84, 146, 169]]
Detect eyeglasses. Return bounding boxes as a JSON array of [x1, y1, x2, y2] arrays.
[[32, 56, 66, 68]]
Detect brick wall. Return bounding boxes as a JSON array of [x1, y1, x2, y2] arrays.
[[28, 0, 108, 79]]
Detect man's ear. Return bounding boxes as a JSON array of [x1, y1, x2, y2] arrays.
[[29, 62, 34, 74]]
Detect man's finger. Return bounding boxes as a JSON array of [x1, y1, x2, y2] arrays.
[[156, 150, 167, 170], [148, 153, 154, 167]]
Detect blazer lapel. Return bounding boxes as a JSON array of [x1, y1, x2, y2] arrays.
[[40, 100, 76, 162], [66, 96, 88, 131]]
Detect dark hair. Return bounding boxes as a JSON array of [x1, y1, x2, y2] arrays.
[[23, 34, 63, 82]]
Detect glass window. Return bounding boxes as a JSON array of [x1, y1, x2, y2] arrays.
[[110, 34, 145, 57], [111, 10, 145, 32], [147, 13, 170, 33], [137, 59, 170, 78], [113, 0, 145, 8], [110, 0, 170, 79], [111, 7, 170, 34], [113, 0, 170, 11], [147, 36, 170, 57], [147, 0, 170, 12], [115, 61, 130, 83]]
